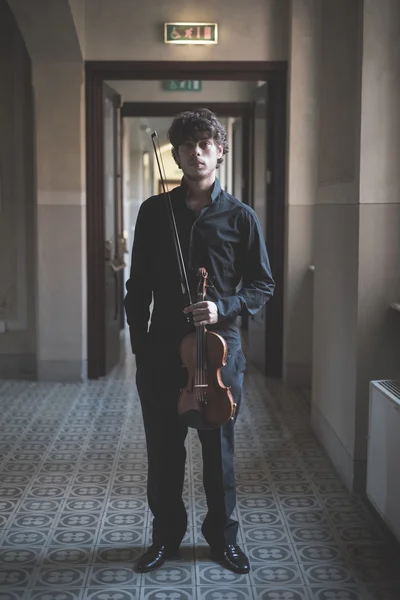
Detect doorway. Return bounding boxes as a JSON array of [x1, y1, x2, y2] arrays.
[[86, 62, 287, 380]]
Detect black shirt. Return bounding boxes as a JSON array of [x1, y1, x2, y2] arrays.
[[124, 178, 275, 353]]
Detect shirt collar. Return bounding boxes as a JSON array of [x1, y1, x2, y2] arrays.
[[180, 177, 221, 204]]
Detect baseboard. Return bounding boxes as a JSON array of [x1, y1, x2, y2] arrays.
[[0, 353, 37, 380], [37, 359, 87, 382]]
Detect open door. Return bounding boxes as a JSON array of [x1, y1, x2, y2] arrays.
[[103, 84, 125, 374], [247, 77, 285, 378], [264, 73, 285, 378], [247, 84, 269, 374]]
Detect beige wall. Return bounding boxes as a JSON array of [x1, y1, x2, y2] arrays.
[[360, 0, 400, 207], [355, 0, 400, 463], [0, 0, 36, 378], [284, 0, 319, 387], [311, 0, 400, 492], [85, 0, 289, 61], [311, 0, 363, 489], [6, 0, 87, 381], [34, 62, 87, 381], [68, 0, 86, 56]]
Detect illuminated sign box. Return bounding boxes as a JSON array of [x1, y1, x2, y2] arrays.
[[164, 23, 218, 44], [163, 80, 203, 91]]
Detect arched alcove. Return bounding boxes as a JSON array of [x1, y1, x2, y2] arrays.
[[1, 0, 87, 381], [6, 0, 83, 62]]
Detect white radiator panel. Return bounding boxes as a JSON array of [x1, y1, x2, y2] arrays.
[[367, 380, 400, 541]]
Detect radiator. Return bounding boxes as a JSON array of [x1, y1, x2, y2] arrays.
[[367, 380, 400, 541]]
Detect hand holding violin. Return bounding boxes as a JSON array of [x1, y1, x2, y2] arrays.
[[184, 301, 219, 326]]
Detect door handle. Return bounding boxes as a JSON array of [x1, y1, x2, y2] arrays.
[[109, 259, 126, 272], [118, 234, 129, 255], [105, 240, 126, 271], [104, 240, 112, 261]]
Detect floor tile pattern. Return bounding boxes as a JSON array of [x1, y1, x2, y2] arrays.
[[0, 354, 399, 599]]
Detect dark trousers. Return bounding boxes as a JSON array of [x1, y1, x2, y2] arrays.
[[135, 341, 246, 551]]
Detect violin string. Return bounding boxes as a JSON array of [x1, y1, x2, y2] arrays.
[[196, 321, 199, 390], [200, 325, 203, 392], [199, 325, 201, 401], [202, 326, 205, 392], [198, 284, 203, 402], [201, 276, 206, 397], [198, 295, 202, 400], [201, 280, 203, 392]]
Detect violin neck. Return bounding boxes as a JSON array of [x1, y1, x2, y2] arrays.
[[195, 284, 207, 380], [197, 324, 206, 343], [197, 325, 206, 356]]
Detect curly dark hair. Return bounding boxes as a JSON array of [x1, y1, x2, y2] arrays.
[[168, 108, 229, 167]]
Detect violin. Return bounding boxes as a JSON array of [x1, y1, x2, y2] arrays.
[[178, 268, 236, 430], [151, 132, 236, 430]]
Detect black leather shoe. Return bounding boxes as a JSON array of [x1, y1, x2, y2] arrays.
[[137, 544, 180, 572], [211, 544, 250, 574]]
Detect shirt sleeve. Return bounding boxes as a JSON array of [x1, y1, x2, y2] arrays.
[[215, 208, 275, 320], [123, 200, 153, 354]]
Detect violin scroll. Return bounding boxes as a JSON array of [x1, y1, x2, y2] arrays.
[[196, 267, 208, 303]]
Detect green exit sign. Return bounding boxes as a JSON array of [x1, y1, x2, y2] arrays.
[[162, 80, 203, 92], [164, 23, 218, 44]]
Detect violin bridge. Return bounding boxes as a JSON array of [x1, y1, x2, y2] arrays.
[[194, 384, 208, 388]]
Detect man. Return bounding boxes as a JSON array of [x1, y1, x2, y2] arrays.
[[124, 109, 274, 574]]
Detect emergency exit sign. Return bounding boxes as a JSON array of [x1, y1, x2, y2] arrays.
[[163, 80, 202, 92], [164, 23, 218, 44]]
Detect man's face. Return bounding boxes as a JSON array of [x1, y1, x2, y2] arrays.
[[175, 135, 223, 181]]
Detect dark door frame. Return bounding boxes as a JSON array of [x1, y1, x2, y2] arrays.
[[85, 61, 287, 379]]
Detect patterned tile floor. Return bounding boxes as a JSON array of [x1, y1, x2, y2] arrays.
[[0, 351, 400, 600]]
